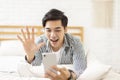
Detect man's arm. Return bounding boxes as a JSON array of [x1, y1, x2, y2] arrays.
[[73, 40, 87, 78]]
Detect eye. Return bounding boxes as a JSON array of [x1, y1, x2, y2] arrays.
[[46, 29, 51, 32], [55, 30, 61, 32]]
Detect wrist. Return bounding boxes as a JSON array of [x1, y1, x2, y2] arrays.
[[25, 55, 35, 63], [68, 70, 77, 80]]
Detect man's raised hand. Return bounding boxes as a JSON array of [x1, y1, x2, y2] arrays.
[[17, 27, 45, 63]]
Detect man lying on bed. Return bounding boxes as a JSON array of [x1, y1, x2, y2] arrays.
[[17, 9, 87, 80]]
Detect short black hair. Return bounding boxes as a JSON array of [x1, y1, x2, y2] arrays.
[[42, 9, 68, 28]]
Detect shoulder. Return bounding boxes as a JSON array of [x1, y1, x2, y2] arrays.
[[35, 34, 47, 44], [65, 33, 82, 45]]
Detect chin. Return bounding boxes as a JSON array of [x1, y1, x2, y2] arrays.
[[51, 44, 58, 47], [51, 44, 59, 48]]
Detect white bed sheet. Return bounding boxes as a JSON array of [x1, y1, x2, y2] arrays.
[[0, 40, 120, 80], [0, 56, 51, 80], [0, 56, 23, 79]]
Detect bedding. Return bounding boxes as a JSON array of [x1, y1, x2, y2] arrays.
[[0, 56, 120, 80], [0, 40, 120, 80], [77, 56, 111, 80], [0, 40, 25, 56], [0, 56, 50, 80], [103, 69, 120, 80], [18, 62, 73, 77], [0, 56, 24, 79], [77, 51, 120, 80], [0, 56, 24, 72]]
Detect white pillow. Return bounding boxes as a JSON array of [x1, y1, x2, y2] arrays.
[[17, 62, 73, 78], [0, 56, 24, 72], [17, 62, 45, 77], [77, 51, 111, 80], [102, 69, 120, 80], [0, 40, 25, 56]]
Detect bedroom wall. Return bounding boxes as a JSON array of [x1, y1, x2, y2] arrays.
[[0, 0, 92, 27], [0, 0, 92, 46], [0, 0, 120, 73]]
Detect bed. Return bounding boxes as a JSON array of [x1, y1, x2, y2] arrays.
[[0, 25, 84, 42], [0, 25, 120, 80]]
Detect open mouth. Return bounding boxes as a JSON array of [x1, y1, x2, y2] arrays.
[[50, 39, 59, 42]]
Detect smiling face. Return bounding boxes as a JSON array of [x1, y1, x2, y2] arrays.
[[44, 20, 67, 51]]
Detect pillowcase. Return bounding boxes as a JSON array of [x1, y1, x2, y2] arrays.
[[77, 51, 111, 80], [17, 62, 46, 77], [102, 69, 120, 80], [17, 62, 73, 78], [0, 40, 25, 56], [0, 56, 24, 72]]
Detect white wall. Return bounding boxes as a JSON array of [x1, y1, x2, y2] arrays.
[[110, 0, 120, 72], [0, 0, 92, 27]]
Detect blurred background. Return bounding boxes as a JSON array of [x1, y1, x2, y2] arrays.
[[0, 0, 120, 73]]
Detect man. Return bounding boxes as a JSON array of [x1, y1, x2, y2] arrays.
[[17, 9, 87, 80]]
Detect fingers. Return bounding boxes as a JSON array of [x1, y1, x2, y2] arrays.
[[26, 27, 30, 39], [53, 67, 66, 76], [59, 67, 68, 77], [26, 27, 35, 40], [21, 29, 27, 40], [45, 69, 57, 78], [17, 35, 24, 43], [51, 66, 60, 71], [18, 27, 35, 42], [45, 73, 55, 80], [45, 69, 63, 80], [32, 27, 34, 40], [51, 66, 69, 79]]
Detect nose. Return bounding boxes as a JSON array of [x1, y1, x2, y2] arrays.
[[50, 31, 56, 38]]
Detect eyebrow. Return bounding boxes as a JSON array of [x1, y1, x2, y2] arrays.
[[45, 27, 62, 30]]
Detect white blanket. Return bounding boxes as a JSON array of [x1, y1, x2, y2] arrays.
[[0, 40, 120, 80], [0, 56, 51, 80]]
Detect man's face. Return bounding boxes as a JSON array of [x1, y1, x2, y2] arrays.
[[44, 20, 67, 50]]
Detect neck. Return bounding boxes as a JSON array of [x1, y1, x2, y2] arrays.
[[51, 39, 64, 52], [52, 46, 61, 52]]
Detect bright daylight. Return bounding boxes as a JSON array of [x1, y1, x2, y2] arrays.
[[0, 0, 120, 80]]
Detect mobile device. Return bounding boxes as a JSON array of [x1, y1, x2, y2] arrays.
[[42, 53, 57, 72]]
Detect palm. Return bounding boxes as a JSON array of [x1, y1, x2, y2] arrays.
[[23, 39, 37, 56]]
